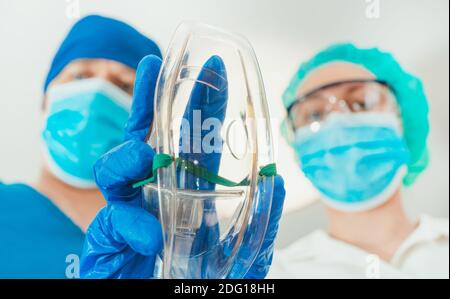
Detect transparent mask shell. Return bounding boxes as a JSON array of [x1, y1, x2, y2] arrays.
[[143, 22, 275, 279]]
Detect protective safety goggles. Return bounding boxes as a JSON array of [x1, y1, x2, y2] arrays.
[[286, 79, 399, 131]]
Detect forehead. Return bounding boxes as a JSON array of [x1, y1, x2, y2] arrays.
[[297, 62, 375, 96], [65, 58, 135, 73]]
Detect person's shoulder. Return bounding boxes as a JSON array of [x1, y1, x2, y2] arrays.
[[274, 230, 330, 261], [0, 182, 61, 223], [0, 182, 42, 206], [419, 214, 449, 236], [0, 182, 32, 199], [0, 182, 84, 278], [269, 230, 360, 279], [0, 182, 84, 235]]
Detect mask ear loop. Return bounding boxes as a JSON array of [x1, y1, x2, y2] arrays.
[[131, 153, 277, 189]]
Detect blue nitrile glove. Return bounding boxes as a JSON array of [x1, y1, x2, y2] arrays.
[[232, 175, 285, 279], [80, 55, 163, 278], [179, 56, 228, 277], [177, 56, 286, 279], [179, 55, 228, 181], [80, 54, 286, 279]]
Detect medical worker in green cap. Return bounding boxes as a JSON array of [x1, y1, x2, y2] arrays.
[[268, 43, 449, 279]]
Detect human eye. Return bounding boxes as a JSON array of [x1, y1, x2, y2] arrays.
[[118, 81, 133, 94]]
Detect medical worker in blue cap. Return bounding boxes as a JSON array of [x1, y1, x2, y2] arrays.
[[267, 44, 448, 279], [0, 15, 285, 279], [0, 15, 160, 278]]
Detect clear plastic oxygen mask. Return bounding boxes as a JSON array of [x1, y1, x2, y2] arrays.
[[136, 22, 277, 278]]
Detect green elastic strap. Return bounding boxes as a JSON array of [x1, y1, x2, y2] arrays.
[[132, 153, 277, 188], [132, 154, 173, 188]]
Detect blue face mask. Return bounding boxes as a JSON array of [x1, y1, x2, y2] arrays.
[[42, 78, 131, 188], [293, 112, 410, 212]]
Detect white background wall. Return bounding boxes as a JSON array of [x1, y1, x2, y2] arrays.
[[0, 0, 448, 247]]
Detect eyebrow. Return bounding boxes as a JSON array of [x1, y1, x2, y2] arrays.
[[343, 83, 364, 95]]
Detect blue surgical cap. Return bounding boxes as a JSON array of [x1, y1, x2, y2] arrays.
[[282, 43, 429, 186], [44, 15, 162, 92]]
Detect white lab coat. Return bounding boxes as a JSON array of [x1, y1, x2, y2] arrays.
[[268, 215, 449, 279]]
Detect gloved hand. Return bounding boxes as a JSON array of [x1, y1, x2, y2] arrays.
[[80, 55, 163, 278], [177, 55, 227, 278], [177, 56, 286, 279], [80, 54, 286, 279], [234, 175, 285, 279]]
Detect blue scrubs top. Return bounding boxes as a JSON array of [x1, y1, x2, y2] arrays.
[[0, 183, 85, 278]]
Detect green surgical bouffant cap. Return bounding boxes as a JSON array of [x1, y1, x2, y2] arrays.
[[283, 43, 429, 186]]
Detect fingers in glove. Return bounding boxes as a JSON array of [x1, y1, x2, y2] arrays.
[[124, 55, 162, 142], [93, 140, 155, 202]]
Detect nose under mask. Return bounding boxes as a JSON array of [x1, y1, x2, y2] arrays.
[[42, 78, 131, 189], [294, 112, 410, 212]]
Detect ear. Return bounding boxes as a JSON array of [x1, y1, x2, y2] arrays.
[[41, 96, 47, 111]]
